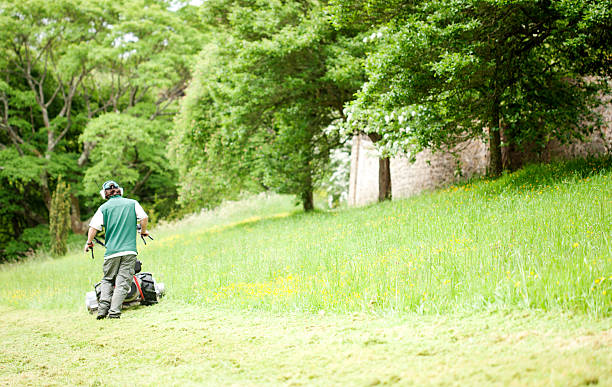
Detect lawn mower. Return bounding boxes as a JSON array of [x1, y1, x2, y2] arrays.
[[85, 233, 165, 314]]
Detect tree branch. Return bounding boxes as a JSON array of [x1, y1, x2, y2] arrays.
[[132, 168, 153, 194], [134, 86, 151, 105], [33, 35, 56, 68], [17, 200, 48, 225], [49, 120, 72, 152], [50, 65, 90, 152], [129, 85, 139, 107], [149, 82, 187, 120], [38, 42, 51, 87], [8, 40, 26, 73], [77, 141, 96, 167], [0, 93, 26, 156], [44, 84, 63, 109]]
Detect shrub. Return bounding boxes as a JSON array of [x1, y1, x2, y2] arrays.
[[49, 178, 71, 256]]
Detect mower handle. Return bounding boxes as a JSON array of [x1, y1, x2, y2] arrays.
[[87, 241, 95, 259], [140, 234, 154, 244]]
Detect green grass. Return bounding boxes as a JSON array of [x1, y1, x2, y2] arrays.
[[1, 157, 611, 386], [1, 305, 610, 386], [1, 157, 610, 316]]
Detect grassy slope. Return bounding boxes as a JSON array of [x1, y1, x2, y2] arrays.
[[1, 159, 611, 385], [2, 159, 610, 315]]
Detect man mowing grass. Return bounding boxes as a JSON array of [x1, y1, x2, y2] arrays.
[[84, 180, 149, 320]]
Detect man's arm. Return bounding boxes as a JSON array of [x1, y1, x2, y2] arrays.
[[84, 227, 98, 252], [140, 217, 149, 237], [85, 208, 103, 253], [135, 201, 149, 236]]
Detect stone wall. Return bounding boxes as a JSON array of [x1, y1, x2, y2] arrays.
[[391, 139, 488, 199], [348, 134, 380, 205], [545, 102, 612, 160], [348, 135, 488, 206], [348, 103, 611, 207]]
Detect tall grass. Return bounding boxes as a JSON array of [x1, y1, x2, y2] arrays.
[[1, 158, 610, 316]]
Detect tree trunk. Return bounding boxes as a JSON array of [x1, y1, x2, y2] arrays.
[[367, 133, 392, 202], [378, 157, 392, 201], [70, 194, 89, 234], [78, 141, 95, 167], [488, 95, 503, 177], [301, 189, 314, 212], [40, 171, 52, 211]]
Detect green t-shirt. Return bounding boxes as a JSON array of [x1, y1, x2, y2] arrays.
[[90, 196, 147, 258]]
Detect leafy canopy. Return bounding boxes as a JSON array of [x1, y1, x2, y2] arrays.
[[329, 0, 611, 174], [172, 0, 366, 210]]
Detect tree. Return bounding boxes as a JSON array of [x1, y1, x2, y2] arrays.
[[330, 0, 612, 176], [0, 1, 202, 225], [170, 37, 255, 211], [0, 0, 203, 256], [0, 0, 111, 207], [80, 113, 176, 204], [77, 1, 204, 217], [173, 0, 366, 211]]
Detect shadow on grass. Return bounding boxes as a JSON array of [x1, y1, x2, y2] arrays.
[[210, 204, 366, 236], [198, 209, 305, 234]]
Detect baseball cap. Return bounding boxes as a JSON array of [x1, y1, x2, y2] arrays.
[[102, 180, 121, 190]]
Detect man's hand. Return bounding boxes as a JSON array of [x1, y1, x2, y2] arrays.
[[85, 227, 98, 254], [84, 241, 94, 253]]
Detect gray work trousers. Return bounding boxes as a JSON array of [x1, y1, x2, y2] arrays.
[[98, 254, 137, 317]]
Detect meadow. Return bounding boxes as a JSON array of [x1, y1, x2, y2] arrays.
[[1, 157, 611, 386], [1, 157, 610, 316]]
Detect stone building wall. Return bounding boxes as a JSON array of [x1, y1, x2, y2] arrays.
[[348, 103, 611, 207], [348, 136, 489, 206], [545, 102, 612, 160], [391, 139, 488, 199], [348, 134, 380, 205]]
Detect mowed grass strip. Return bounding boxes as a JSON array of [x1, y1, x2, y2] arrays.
[[1, 303, 611, 386], [0, 158, 610, 315]]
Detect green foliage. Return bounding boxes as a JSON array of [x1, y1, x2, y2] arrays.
[[81, 113, 171, 193], [49, 178, 71, 256], [169, 40, 241, 211], [0, 149, 45, 183], [329, 0, 612, 175], [0, 0, 204, 247], [0, 175, 48, 262], [3, 225, 50, 260], [173, 0, 366, 211]]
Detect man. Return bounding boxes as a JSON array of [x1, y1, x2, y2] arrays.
[[84, 180, 149, 320]]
